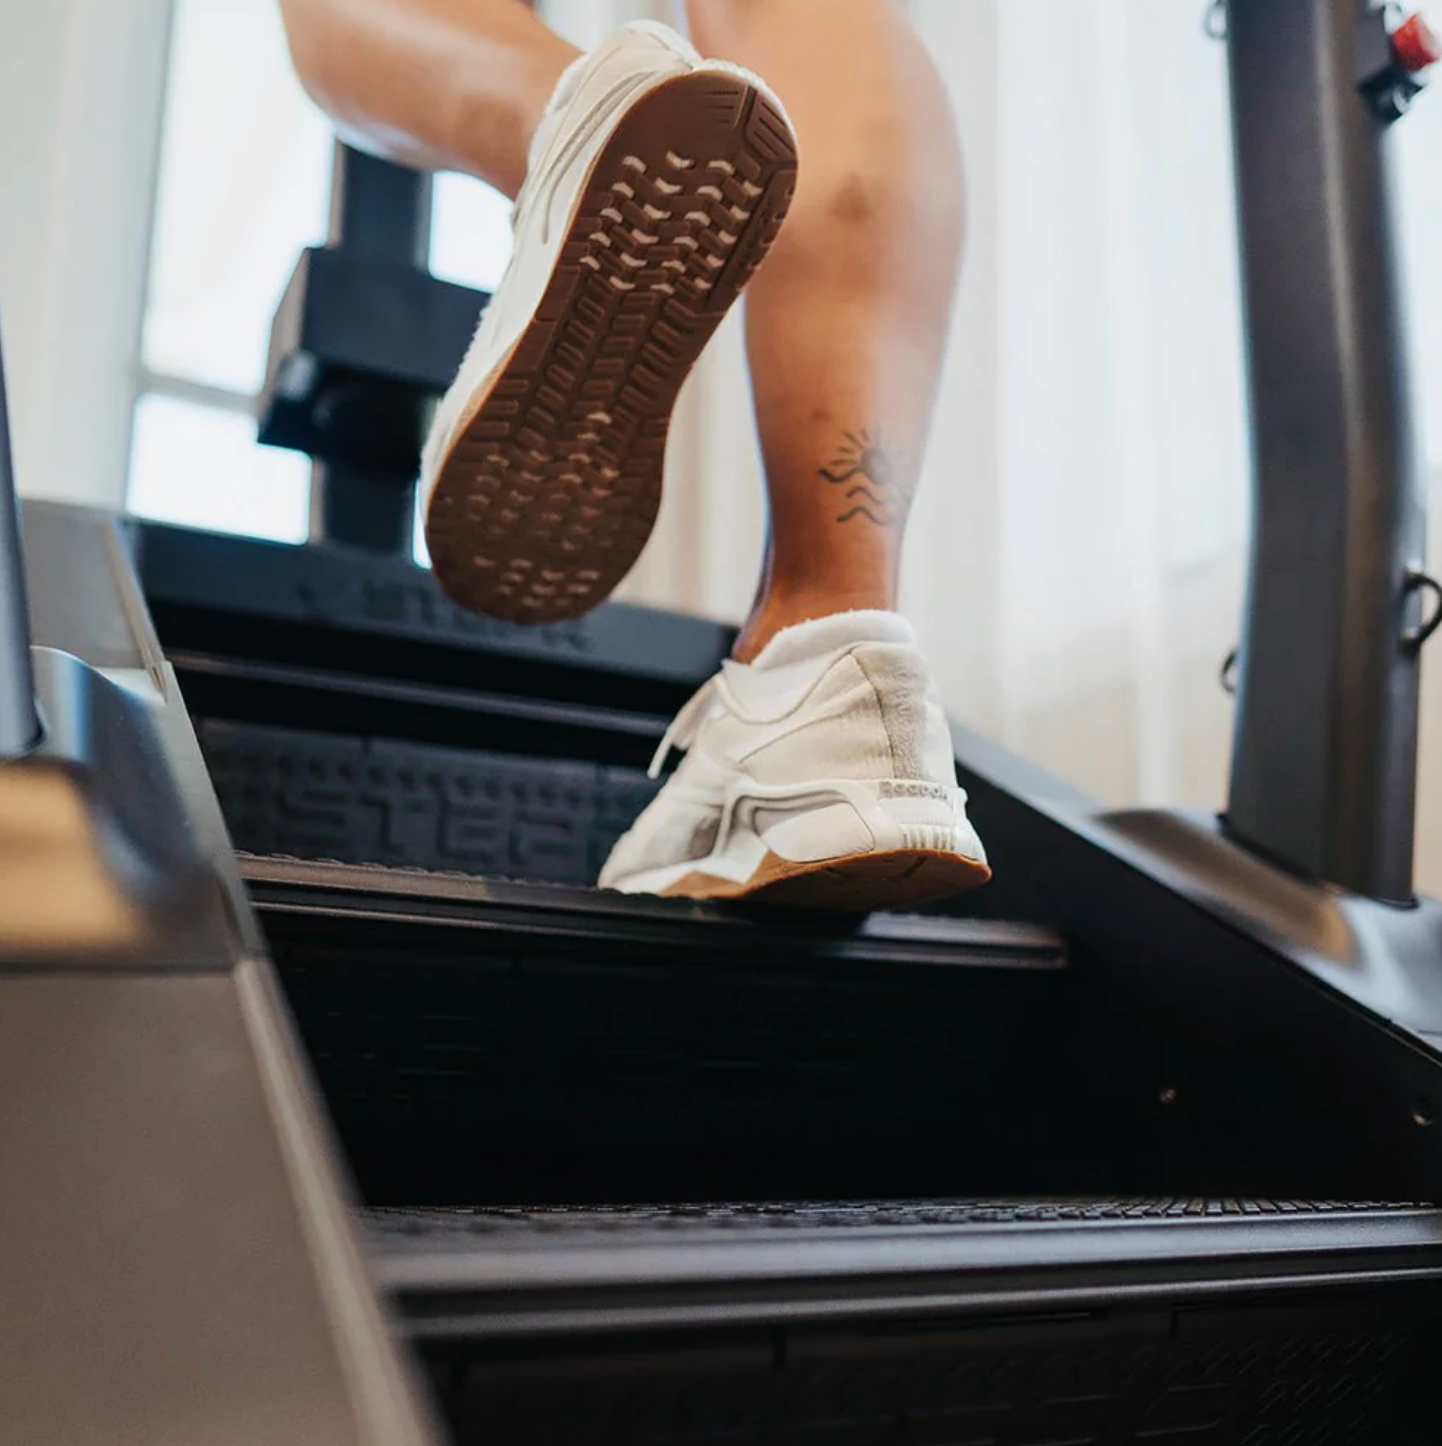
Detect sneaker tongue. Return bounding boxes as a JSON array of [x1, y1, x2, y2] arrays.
[[748, 610, 915, 671]]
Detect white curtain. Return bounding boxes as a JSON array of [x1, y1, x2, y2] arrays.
[[541, 0, 1442, 894]]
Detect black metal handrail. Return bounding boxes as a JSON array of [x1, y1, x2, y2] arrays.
[[1224, 0, 1430, 901]]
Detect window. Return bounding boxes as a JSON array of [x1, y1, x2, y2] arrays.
[[129, 0, 511, 544]]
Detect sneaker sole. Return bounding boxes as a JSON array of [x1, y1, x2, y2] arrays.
[[658, 848, 993, 912], [425, 71, 799, 624]]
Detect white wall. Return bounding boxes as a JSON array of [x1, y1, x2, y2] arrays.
[[0, 0, 171, 506]]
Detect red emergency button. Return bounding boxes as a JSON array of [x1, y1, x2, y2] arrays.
[[1393, 13, 1442, 74]]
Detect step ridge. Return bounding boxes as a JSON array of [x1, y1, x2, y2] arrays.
[[239, 852, 1067, 971]]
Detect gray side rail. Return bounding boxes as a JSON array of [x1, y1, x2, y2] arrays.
[[0, 304, 38, 756]]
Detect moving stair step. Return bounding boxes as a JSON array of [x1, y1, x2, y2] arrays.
[[366, 1198, 1442, 1446], [242, 855, 1067, 1205], [198, 715, 661, 886]]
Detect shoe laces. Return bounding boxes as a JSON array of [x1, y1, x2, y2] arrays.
[[647, 677, 721, 779]]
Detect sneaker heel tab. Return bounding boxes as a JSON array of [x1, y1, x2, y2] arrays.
[[849, 645, 954, 784]]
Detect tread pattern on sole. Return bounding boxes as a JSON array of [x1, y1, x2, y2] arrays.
[[659, 848, 993, 912], [426, 75, 798, 625]]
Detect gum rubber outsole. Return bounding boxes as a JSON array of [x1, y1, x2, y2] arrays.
[[658, 848, 994, 912], [425, 71, 799, 624]]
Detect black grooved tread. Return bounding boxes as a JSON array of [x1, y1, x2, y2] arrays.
[[416, 1315, 1426, 1446], [381, 1199, 1442, 1445], [196, 717, 657, 884], [426, 72, 798, 625], [367, 1197, 1433, 1238], [249, 862, 1063, 1205]]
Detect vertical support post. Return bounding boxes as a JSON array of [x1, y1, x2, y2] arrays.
[[309, 143, 433, 555], [0, 306, 39, 756], [1224, 0, 1428, 901], [329, 142, 433, 270]]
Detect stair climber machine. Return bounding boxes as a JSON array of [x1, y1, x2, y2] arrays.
[[8, 1, 1442, 1442]]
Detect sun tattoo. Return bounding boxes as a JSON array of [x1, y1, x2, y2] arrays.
[[818, 426, 907, 526]]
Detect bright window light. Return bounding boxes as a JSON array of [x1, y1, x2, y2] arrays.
[[128, 394, 310, 543], [430, 171, 513, 293], [140, 0, 332, 396]]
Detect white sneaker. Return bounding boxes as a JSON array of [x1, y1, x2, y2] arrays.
[[422, 21, 799, 624], [600, 612, 991, 911]]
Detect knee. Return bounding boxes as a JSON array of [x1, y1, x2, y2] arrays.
[[790, 154, 963, 270], [829, 173, 883, 227], [789, 75, 963, 253]]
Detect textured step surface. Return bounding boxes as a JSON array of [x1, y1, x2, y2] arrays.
[[200, 718, 658, 885], [244, 859, 1065, 1205], [135, 519, 735, 694], [371, 1196, 1442, 1321], [371, 1196, 1435, 1239], [370, 1199, 1442, 1446]]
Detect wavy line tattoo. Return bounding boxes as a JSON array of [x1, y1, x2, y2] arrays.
[[818, 426, 908, 526]]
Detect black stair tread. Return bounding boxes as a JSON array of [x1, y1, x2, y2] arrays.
[[240, 853, 1066, 973], [178, 650, 670, 741], [249, 857, 1065, 1203], [135, 518, 736, 693], [366, 1197, 1442, 1336], [202, 718, 660, 886], [369, 1196, 1436, 1238]]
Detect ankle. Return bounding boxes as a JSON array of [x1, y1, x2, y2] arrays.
[[734, 589, 899, 663]]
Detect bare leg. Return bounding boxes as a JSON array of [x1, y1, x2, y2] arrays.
[[281, 0, 960, 652], [683, 0, 963, 659], [278, 0, 578, 197]]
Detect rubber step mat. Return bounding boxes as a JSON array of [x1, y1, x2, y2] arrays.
[[134, 518, 734, 707], [243, 858, 1066, 1205], [367, 1199, 1442, 1446], [370, 1196, 1442, 1328], [199, 716, 659, 885]]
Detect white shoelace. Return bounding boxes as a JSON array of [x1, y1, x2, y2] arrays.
[[647, 677, 720, 779]]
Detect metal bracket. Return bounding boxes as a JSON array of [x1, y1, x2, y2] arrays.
[[1403, 569, 1442, 652], [256, 145, 488, 555]]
